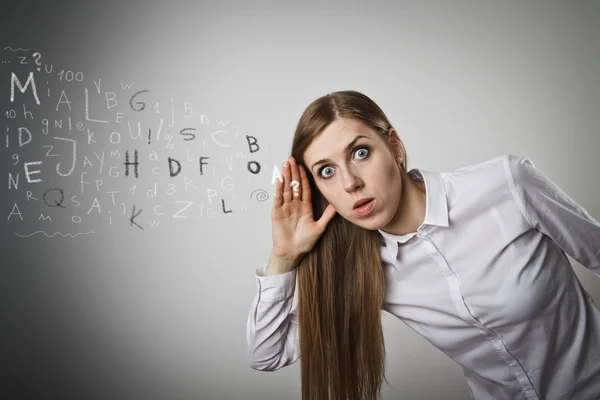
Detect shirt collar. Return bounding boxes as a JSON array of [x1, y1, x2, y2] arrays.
[[377, 168, 449, 260]]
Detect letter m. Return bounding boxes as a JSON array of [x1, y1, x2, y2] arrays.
[[11, 72, 40, 105]]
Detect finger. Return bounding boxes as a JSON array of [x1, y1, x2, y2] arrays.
[[273, 160, 285, 208], [317, 203, 337, 231], [298, 163, 312, 204], [282, 158, 292, 203], [288, 156, 301, 201]]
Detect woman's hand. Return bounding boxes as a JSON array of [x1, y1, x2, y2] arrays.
[[270, 156, 337, 267]]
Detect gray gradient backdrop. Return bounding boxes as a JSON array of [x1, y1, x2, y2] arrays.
[[1, 1, 599, 399]]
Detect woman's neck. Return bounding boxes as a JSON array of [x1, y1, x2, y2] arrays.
[[381, 174, 427, 236]]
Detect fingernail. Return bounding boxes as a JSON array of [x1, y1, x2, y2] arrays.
[[283, 161, 289, 168]]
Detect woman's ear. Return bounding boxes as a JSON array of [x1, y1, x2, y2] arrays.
[[388, 128, 403, 158]]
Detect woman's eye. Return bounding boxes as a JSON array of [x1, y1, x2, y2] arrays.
[[355, 147, 369, 159], [321, 166, 334, 178], [319, 146, 370, 179]]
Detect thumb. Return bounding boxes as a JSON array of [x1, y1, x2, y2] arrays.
[[317, 203, 337, 230]]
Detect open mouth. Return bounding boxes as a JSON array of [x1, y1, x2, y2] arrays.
[[354, 198, 373, 209], [354, 199, 373, 209], [354, 199, 375, 216]]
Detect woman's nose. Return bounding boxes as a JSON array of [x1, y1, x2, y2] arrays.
[[343, 169, 362, 192]]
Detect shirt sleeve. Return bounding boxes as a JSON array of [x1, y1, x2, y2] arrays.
[[505, 154, 600, 277], [246, 263, 300, 371]]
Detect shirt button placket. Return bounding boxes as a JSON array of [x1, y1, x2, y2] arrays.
[[417, 231, 540, 399]]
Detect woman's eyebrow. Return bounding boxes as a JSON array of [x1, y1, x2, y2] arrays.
[[311, 135, 371, 171]]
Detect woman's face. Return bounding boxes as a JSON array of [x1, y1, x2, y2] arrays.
[[303, 117, 403, 231]]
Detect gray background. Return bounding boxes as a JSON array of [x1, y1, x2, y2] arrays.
[[1, 1, 599, 399]]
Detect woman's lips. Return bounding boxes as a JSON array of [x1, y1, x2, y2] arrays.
[[354, 199, 375, 217]]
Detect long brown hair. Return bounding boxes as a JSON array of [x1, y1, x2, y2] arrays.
[[290, 90, 408, 400]]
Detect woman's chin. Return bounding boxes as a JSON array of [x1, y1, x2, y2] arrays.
[[353, 215, 385, 230]]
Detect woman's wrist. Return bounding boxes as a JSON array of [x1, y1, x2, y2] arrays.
[[266, 250, 299, 275]]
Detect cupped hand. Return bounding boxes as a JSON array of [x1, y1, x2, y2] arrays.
[[271, 156, 337, 263]]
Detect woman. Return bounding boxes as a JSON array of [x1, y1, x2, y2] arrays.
[[246, 90, 600, 400]]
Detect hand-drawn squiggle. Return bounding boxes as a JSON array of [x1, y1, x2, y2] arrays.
[[250, 189, 269, 202], [4, 46, 31, 52], [14, 231, 95, 238]]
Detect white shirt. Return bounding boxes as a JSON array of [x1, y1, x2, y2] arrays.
[[246, 153, 600, 399]]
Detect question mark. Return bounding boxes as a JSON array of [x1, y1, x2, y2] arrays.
[[290, 180, 300, 196], [32, 52, 42, 71]]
